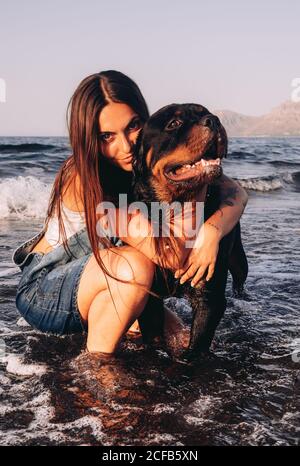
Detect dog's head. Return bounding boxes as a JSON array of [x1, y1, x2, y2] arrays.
[[133, 103, 227, 202]]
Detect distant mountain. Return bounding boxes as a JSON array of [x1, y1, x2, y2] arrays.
[[215, 101, 300, 137]]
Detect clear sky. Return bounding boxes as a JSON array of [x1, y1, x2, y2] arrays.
[[0, 0, 299, 136]]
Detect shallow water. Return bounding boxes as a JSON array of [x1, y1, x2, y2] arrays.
[[0, 137, 299, 446]]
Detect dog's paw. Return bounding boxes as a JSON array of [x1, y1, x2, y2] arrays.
[[163, 326, 190, 359], [232, 285, 251, 301], [181, 348, 219, 364]]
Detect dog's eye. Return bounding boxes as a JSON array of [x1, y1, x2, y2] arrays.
[[165, 119, 183, 131]]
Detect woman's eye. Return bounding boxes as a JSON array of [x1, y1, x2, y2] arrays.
[[129, 119, 141, 131], [166, 119, 183, 131], [100, 133, 113, 142]]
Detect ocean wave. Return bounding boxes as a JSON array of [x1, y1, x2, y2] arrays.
[[0, 143, 65, 154], [0, 170, 298, 219], [237, 175, 283, 191], [284, 170, 300, 186], [228, 151, 256, 159], [0, 176, 51, 218], [269, 160, 300, 168], [237, 170, 300, 192]]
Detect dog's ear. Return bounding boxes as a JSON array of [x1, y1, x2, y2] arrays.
[[132, 129, 148, 183], [132, 129, 154, 202], [218, 124, 228, 159]]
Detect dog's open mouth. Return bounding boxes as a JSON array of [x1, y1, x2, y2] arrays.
[[164, 155, 222, 182], [162, 137, 224, 182]]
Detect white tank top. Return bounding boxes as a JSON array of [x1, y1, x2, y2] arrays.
[[45, 203, 86, 249]]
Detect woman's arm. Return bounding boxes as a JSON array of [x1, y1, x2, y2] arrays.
[[174, 175, 248, 285], [112, 175, 248, 277], [204, 174, 248, 240], [115, 208, 187, 272]]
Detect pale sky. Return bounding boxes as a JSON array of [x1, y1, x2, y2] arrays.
[[0, 0, 299, 136]]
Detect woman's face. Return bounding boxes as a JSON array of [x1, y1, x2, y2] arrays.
[[99, 102, 143, 172]]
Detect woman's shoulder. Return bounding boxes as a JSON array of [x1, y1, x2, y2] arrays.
[[61, 167, 84, 212]]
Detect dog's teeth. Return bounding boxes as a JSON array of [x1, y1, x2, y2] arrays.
[[167, 156, 221, 179], [199, 158, 222, 167]]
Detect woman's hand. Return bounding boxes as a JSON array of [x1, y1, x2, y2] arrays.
[[174, 224, 221, 287], [174, 175, 248, 287]]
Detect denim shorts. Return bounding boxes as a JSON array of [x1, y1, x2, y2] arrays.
[[13, 227, 123, 335]]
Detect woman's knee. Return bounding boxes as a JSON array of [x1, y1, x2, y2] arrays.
[[77, 247, 155, 319], [113, 248, 155, 287]]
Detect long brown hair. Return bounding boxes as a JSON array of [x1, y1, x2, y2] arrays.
[[46, 70, 150, 291]]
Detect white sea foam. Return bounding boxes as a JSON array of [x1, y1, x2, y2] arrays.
[[153, 403, 175, 414], [2, 391, 105, 445], [238, 176, 283, 191], [0, 176, 51, 218], [16, 317, 31, 327], [184, 397, 218, 426], [0, 374, 10, 385], [3, 354, 47, 376], [0, 366, 105, 445], [143, 433, 183, 446], [2, 414, 105, 446]]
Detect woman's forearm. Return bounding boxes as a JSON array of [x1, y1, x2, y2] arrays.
[[117, 207, 187, 271], [172, 175, 248, 283], [202, 174, 248, 241], [118, 176, 248, 271]]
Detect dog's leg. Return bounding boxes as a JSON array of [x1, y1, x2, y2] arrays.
[[186, 226, 236, 356], [138, 266, 169, 346], [228, 221, 248, 297], [138, 294, 165, 345], [138, 266, 182, 349]]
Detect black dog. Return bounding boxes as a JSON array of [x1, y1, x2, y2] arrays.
[[132, 103, 248, 358]]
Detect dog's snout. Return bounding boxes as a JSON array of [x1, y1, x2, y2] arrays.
[[200, 115, 220, 131]]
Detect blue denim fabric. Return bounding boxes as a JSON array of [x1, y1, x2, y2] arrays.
[[12, 227, 123, 335]]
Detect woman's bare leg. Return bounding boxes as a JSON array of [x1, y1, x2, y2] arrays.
[[77, 245, 155, 353]]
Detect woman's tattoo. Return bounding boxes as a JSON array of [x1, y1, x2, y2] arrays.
[[220, 186, 239, 207], [207, 222, 221, 232]]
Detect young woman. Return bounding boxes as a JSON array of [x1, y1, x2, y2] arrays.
[[13, 70, 248, 355]]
